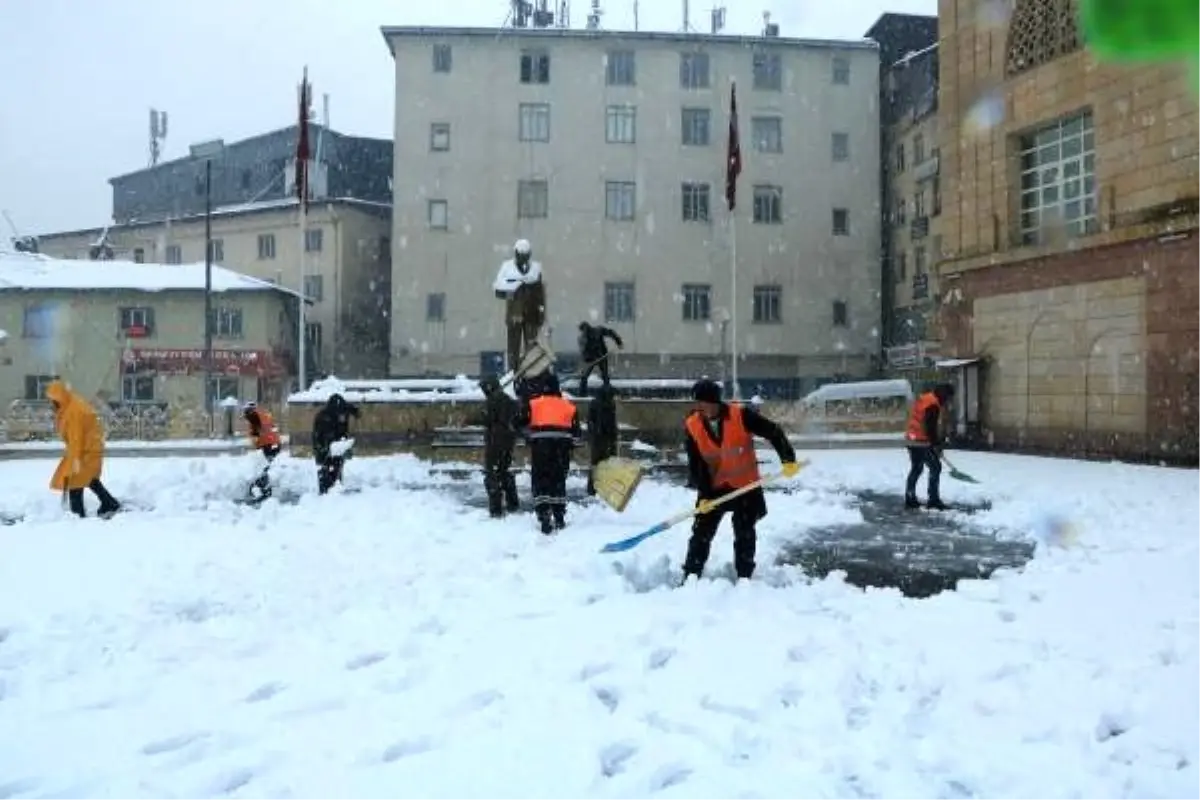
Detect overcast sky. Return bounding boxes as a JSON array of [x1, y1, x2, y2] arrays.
[[0, 0, 935, 236]]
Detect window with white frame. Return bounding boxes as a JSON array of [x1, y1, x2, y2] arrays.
[[121, 374, 156, 402], [752, 51, 782, 91], [22, 303, 55, 338], [605, 181, 636, 221], [519, 103, 550, 142], [604, 282, 635, 322], [426, 292, 446, 322], [207, 376, 240, 405], [304, 274, 323, 302], [681, 107, 710, 146], [753, 185, 782, 224], [519, 50, 550, 83], [605, 105, 636, 144], [752, 116, 782, 153], [679, 52, 710, 88], [831, 55, 850, 85], [165, 244, 182, 264], [831, 132, 850, 162], [428, 199, 449, 229], [208, 238, 224, 261], [914, 188, 926, 219], [682, 182, 710, 222], [753, 284, 782, 324], [606, 50, 636, 86], [430, 122, 451, 151], [913, 132, 926, 164], [1018, 110, 1096, 245], [305, 227, 323, 252], [211, 306, 244, 338], [517, 180, 549, 218], [119, 306, 154, 334], [681, 283, 711, 322], [24, 374, 57, 401], [257, 233, 276, 259], [914, 245, 927, 275], [895, 196, 907, 225], [432, 44, 452, 73]]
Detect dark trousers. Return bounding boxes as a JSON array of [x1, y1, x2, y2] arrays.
[[530, 438, 571, 531], [905, 446, 942, 501], [578, 356, 610, 396], [506, 319, 541, 373], [683, 497, 758, 580], [318, 456, 345, 495], [484, 448, 519, 515], [252, 445, 281, 497], [68, 478, 121, 518]]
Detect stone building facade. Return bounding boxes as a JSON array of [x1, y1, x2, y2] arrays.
[[936, 0, 1198, 463]]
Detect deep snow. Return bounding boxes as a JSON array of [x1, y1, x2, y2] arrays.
[[0, 449, 1196, 798]]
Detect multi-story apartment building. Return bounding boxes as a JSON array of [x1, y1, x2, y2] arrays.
[[865, 14, 942, 371], [381, 25, 882, 395], [32, 125, 394, 380], [0, 251, 301, 411], [937, 0, 1198, 463]]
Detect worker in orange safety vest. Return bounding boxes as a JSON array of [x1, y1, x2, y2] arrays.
[[904, 383, 955, 510], [517, 372, 581, 534], [243, 401, 282, 501]]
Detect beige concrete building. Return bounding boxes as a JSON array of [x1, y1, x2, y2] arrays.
[[381, 25, 882, 394], [34, 198, 392, 380], [936, 0, 1198, 463], [0, 252, 302, 421]]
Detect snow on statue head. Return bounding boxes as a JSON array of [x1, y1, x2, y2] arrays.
[[513, 238, 532, 270]]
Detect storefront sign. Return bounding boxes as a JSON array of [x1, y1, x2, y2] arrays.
[[123, 348, 286, 377]]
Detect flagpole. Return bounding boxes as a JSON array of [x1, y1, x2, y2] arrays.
[[730, 203, 739, 400], [726, 79, 741, 401], [296, 67, 309, 393]]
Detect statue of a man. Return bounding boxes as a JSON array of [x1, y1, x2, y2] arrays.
[[492, 238, 546, 373]]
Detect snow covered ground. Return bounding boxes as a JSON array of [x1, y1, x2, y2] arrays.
[[0, 450, 1196, 798]]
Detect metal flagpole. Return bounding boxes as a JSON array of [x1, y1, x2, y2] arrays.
[[730, 209, 739, 400]]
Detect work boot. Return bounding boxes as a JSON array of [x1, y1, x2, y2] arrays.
[[927, 497, 948, 511], [552, 507, 566, 530], [487, 494, 504, 519], [536, 508, 554, 535], [904, 493, 922, 509]]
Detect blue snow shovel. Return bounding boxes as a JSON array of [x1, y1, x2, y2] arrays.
[[600, 460, 810, 554], [941, 453, 980, 484]]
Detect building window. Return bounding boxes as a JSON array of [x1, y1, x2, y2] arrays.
[[913, 133, 926, 164], [165, 244, 182, 264], [304, 274, 324, 302], [832, 300, 849, 327], [604, 281, 635, 322], [606, 50, 636, 86], [895, 196, 907, 225], [914, 245, 927, 275], [305, 228, 323, 252], [426, 292, 446, 322], [605, 181, 636, 221], [896, 251, 907, 281], [207, 238, 224, 262], [133, 247, 145, 263], [914, 189, 926, 219], [679, 52, 710, 89], [241, 169, 252, 190], [752, 285, 782, 324], [832, 132, 850, 162], [682, 182, 711, 222], [428, 199, 449, 229], [430, 122, 451, 151], [681, 107, 710, 146], [605, 105, 636, 143], [752, 51, 782, 91], [519, 50, 550, 83], [433, 43, 452, 73], [211, 307, 243, 338], [305, 321, 322, 352], [933, 175, 942, 216], [832, 55, 850, 85], [519, 103, 551, 142], [753, 185, 783, 224], [207, 376, 240, 405], [22, 303, 55, 338], [1018, 110, 1096, 245], [517, 180, 549, 218], [119, 306, 155, 335], [681, 284, 711, 322], [24, 374, 57, 401], [257, 233, 276, 260], [832, 208, 850, 236], [121, 374, 156, 403], [752, 116, 782, 153], [895, 142, 906, 172]]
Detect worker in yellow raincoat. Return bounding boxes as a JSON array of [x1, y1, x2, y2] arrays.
[[46, 380, 122, 518]]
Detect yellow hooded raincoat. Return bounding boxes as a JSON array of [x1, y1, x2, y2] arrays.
[[46, 380, 105, 491]]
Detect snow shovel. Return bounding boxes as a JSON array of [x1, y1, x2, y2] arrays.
[[599, 460, 811, 554], [591, 456, 645, 513], [941, 453, 979, 484], [499, 341, 555, 389]]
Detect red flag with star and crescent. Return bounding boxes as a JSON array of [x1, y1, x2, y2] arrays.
[[296, 67, 310, 211], [725, 81, 742, 211]]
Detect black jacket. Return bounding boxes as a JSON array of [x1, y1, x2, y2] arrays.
[[684, 403, 796, 516], [578, 323, 624, 361], [479, 387, 519, 455], [312, 393, 360, 461], [587, 387, 619, 461]]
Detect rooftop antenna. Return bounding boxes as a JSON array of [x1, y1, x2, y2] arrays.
[[633, 0, 639, 30], [587, 0, 602, 29], [682, 0, 691, 32], [148, 108, 168, 167], [710, 5, 725, 33], [557, 0, 570, 26], [762, 9, 779, 36]]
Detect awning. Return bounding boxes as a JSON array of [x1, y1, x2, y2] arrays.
[[935, 357, 982, 369]]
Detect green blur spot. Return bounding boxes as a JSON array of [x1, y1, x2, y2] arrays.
[[1080, 0, 1199, 61]]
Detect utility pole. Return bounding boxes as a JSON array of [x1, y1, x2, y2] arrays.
[[190, 138, 226, 423]]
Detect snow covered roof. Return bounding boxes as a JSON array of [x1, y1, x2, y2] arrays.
[[0, 252, 303, 298]]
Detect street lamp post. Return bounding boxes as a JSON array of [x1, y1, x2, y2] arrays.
[[189, 139, 226, 422]]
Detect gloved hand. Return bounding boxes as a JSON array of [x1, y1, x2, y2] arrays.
[[70, 458, 81, 475], [781, 461, 801, 478], [696, 498, 717, 515]]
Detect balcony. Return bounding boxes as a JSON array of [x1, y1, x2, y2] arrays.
[[910, 215, 930, 240], [885, 340, 942, 370], [913, 153, 940, 182], [912, 272, 929, 300]]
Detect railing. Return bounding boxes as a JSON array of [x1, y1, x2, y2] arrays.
[[884, 341, 942, 370], [910, 215, 930, 240], [0, 400, 263, 443], [913, 153, 940, 182]]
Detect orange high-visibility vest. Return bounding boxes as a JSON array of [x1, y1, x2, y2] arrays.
[[685, 403, 761, 490], [905, 392, 941, 443], [251, 410, 281, 448], [529, 394, 577, 435]]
